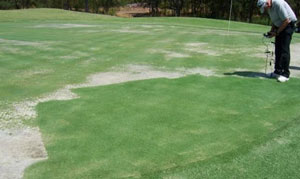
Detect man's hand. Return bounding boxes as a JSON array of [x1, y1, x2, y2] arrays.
[[264, 31, 276, 38], [268, 31, 277, 38]]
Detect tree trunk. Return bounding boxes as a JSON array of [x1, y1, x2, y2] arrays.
[[151, 6, 155, 16], [248, 0, 255, 23], [176, 8, 181, 16], [85, 0, 89, 12], [66, 0, 70, 10], [14, 0, 20, 9]]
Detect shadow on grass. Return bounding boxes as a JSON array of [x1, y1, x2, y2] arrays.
[[224, 71, 270, 79], [290, 66, 300, 71]]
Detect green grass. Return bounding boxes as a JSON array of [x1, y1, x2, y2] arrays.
[[24, 76, 300, 178], [1, 8, 300, 178], [0, 9, 276, 108], [152, 121, 300, 179]]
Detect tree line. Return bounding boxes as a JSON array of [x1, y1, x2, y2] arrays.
[[0, 0, 299, 24]]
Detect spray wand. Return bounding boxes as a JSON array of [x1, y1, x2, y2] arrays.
[[262, 33, 275, 76]]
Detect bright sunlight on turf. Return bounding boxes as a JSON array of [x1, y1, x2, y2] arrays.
[[0, 9, 300, 179]]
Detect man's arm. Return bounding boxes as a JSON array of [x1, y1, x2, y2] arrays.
[[271, 24, 277, 32], [267, 24, 278, 37], [268, 19, 290, 37], [276, 18, 291, 35]]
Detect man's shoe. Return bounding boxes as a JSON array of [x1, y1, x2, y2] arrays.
[[270, 72, 280, 78], [277, 75, 289, 82]]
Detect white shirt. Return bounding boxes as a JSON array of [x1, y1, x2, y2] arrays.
[[268, 0, 297, 27]]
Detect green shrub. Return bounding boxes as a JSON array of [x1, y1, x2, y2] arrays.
[[0, 1, 14, 10], [107, 7, 118, 16]]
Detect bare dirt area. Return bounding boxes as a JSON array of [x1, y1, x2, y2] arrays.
[[290, 43, 300, 78], [34, 24, 101, 29], [184, 43, 221, 56], [148, 49, 191, 60], [0, 127, 47, 179], [111, 28, 149, 34]]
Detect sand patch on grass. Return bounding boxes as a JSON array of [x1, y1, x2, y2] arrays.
[[81, 30, 102, 33], [0, 46, 31, 55], [290, 43, 300, 78], [223, 30, 261, 36], [184, 43, 220, 56], [165, 51, 190, 59], [152, 42, 262, 59], [0, 38, 55, 52], [0, 38, 44, 46], [111, 28, 149, 34], [34, 24, 100, 29], [60, 55, 81, 60], [149, 49, 190, 60], [226, 46, 264, 55], [81, 57, 97, 65], [60, 51, 90, 60], [140, 25, 164, 28], [90, 47, 100, 51], [139, 25, 164, 31], [0, 128, 47, 179], [18, 69, 54, 78], [180, 29, 260, 37]]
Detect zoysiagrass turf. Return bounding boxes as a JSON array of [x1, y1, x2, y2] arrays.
[[0, 9, 270, 112], [25, 76, 300, 178], [0, 9, 300, 178]]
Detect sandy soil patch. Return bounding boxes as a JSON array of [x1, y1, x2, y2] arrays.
[[223, 30, 261, 36], [182, 29, 261, 37], [0, 46, 32, 56], [60, 51, 90, 60], [165, 51, 190, 59], [60, 55, 81, 60], [81, 30, 102, 33], [140, 25, 163, 28], [0, 127, 47, 179], [290, 43, 300, 78], [111, 28, 149, 34], [149, 49, 190, 60], [139, 25, 164, 31], [184, 43, 220, 56], [0, 38, 44, 47], [34, 24, 100, 29], [90, 47, 100, 51], [17, 69, 54, 79], [0, 39, 55, 52]]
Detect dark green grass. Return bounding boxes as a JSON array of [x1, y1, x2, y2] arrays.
[[151, 117, 300, 179], [25, 76, 300, 178]]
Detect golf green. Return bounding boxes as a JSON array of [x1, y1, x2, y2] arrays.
[[1, 8, 300, 179]]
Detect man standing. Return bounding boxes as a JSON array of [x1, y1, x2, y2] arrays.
[[257, 0, 297, 82]]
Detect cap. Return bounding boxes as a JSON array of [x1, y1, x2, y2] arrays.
[[257, 0, 267, 13]]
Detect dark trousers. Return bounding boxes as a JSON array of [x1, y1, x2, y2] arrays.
[[274, 22, 295, 78]]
